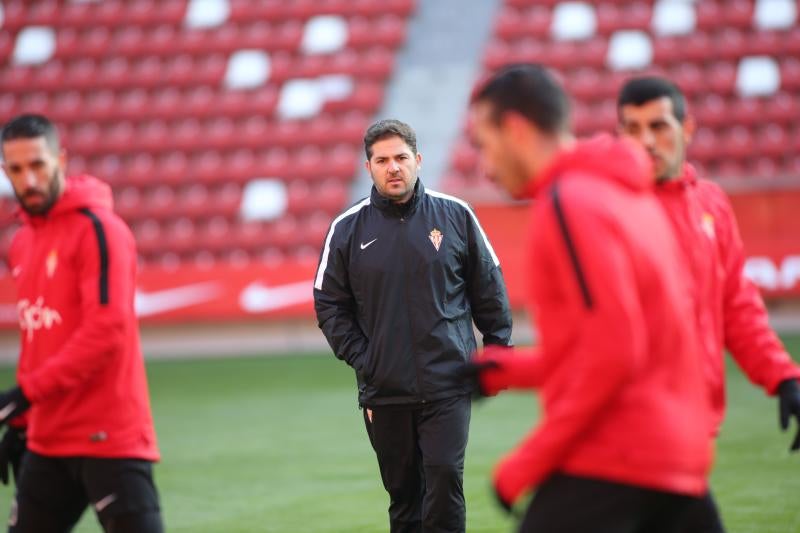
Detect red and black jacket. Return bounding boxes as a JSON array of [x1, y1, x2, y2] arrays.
[[487, 137, 713, 504], [656, 164, 800, 433], [8, 175, 159, 460]]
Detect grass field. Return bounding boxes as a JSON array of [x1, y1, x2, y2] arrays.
[[0, 336, 798, 532]]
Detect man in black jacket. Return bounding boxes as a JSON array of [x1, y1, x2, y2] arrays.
[[314, 119, 513, 533]]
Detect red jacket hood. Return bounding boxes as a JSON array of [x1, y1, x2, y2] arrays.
[[525, 134, 653, 198], [20, 175, 113, 225]]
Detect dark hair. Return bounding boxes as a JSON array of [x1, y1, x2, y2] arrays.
[[1, 113, 60, 154], [471, 63, 570, 134], [363, 119, 417, 160], [617, 76, 686, 121]]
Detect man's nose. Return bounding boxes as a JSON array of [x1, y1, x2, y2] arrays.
[[23, 169, 38, 188], [640, 128, 656, 148], [388, 160, 400, 172]]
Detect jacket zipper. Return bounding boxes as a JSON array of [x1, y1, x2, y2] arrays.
[[400, 214, 427, 403]]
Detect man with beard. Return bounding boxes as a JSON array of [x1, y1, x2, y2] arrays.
[[314, 119, 513, 532], [0, 114, 163, 532], [617, 76, 800, 533]]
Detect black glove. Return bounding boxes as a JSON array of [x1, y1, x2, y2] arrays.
[[491, 483, 523, 520], [0, 426, 26, 485], [459, 359, 499, 399], [0, 387, 30, 426], [778, 378, 800, 452]]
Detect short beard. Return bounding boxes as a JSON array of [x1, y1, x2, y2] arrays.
[[17, 169, 63, 216]]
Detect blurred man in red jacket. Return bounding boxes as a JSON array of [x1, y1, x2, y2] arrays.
[[467, 64, 714, 532], [0, 114, 163, 532], [616, 76, 800, 533]]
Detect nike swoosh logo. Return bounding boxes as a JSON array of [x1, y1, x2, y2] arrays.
[[135, 282, 222, 317], [94, 493, 117, 512], [360, 238, 377, 250], [239, 280, 314, 313]]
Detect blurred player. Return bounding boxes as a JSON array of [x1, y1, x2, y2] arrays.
[[0, 114, 164, 532], [617, 76, 800, 533], [466, 64, 714, 532], [314, 119, 513, 532]]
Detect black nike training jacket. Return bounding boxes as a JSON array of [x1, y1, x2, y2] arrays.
[[313, 180, 513, 407]]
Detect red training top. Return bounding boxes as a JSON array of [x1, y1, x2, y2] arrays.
[[490, 136, 713, 504], [9, 175, 159, 461]]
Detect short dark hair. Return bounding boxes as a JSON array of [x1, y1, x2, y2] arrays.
[[617, 76, 686, 122], [363, 119, 417, 160], [471, 63, 570, 134], [1, 113, 60, 154]]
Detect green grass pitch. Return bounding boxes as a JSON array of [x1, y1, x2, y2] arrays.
[[0, 335, 798, 532]]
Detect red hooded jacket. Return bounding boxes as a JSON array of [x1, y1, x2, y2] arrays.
[[656, 164, 800, 433], [488, 136, 712, 504], [8, 175, 159, 460]]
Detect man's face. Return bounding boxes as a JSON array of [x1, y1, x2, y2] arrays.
[[469, 101, 528, 199], [2, 136, 65, 216], [618, 96, 692, 181], [365, 135, 421, 203]]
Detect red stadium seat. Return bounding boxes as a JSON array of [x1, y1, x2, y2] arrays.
[[159, 151, 191, 186], [764, 92, 799, 125], [719, 126, 754, 160], [495, 7, 523, 40], [749, 157, 781, 179], [786, 27, 800, 56], [724, 0, 754, 28], [189, 151, 225, 184], [707, 61, 737, 95], [126, 152, 158, 187], [713, 28, 747, 62], [756, 124, 790, 157], [688, 127, 720, 162], [731, 97, 767, 127], [780, 58, 800, 90], [692, 94, 728, 128], [749, 30, 783, 56]]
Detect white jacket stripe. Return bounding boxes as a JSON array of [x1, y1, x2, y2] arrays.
[[425, 189, 500, 266], [314, 198, 371, 290]]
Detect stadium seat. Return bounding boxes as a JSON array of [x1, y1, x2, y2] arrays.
[[764, 92, 799, 124], [756, 123, 790, 157], [779, 57, 800, 89]]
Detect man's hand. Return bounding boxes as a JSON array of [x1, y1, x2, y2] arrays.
[[460, 359, 501, 399], [0, 387, 30, 426], [778, 378, 800, 452], [0, 426, 26, 485]]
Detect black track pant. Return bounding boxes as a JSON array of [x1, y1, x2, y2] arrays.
[[518, 473, 707, 533], [674, 490, 726, 533], [363, 395, 471, 533], [9, 451, 163, 533]]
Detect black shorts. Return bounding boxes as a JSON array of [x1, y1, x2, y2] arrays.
[[10, 451, 162, 532]]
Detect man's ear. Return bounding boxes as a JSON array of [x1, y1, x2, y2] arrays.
[[682, 115, 696, 145]]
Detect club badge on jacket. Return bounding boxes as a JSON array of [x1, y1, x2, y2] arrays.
[[429, 228, 443, 251], [46, 249, 58, 278]]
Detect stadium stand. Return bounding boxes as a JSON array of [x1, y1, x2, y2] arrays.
[[441, 0, 800, 202], [0, 0, 415, 268]]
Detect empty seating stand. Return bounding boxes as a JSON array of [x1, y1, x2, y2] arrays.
[[442, 0, 800, 202], [0, 0, 415, 267]]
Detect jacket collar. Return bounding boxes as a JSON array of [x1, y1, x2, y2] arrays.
[[370, 178, 424, 217], [657, 162, 697, 192]]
